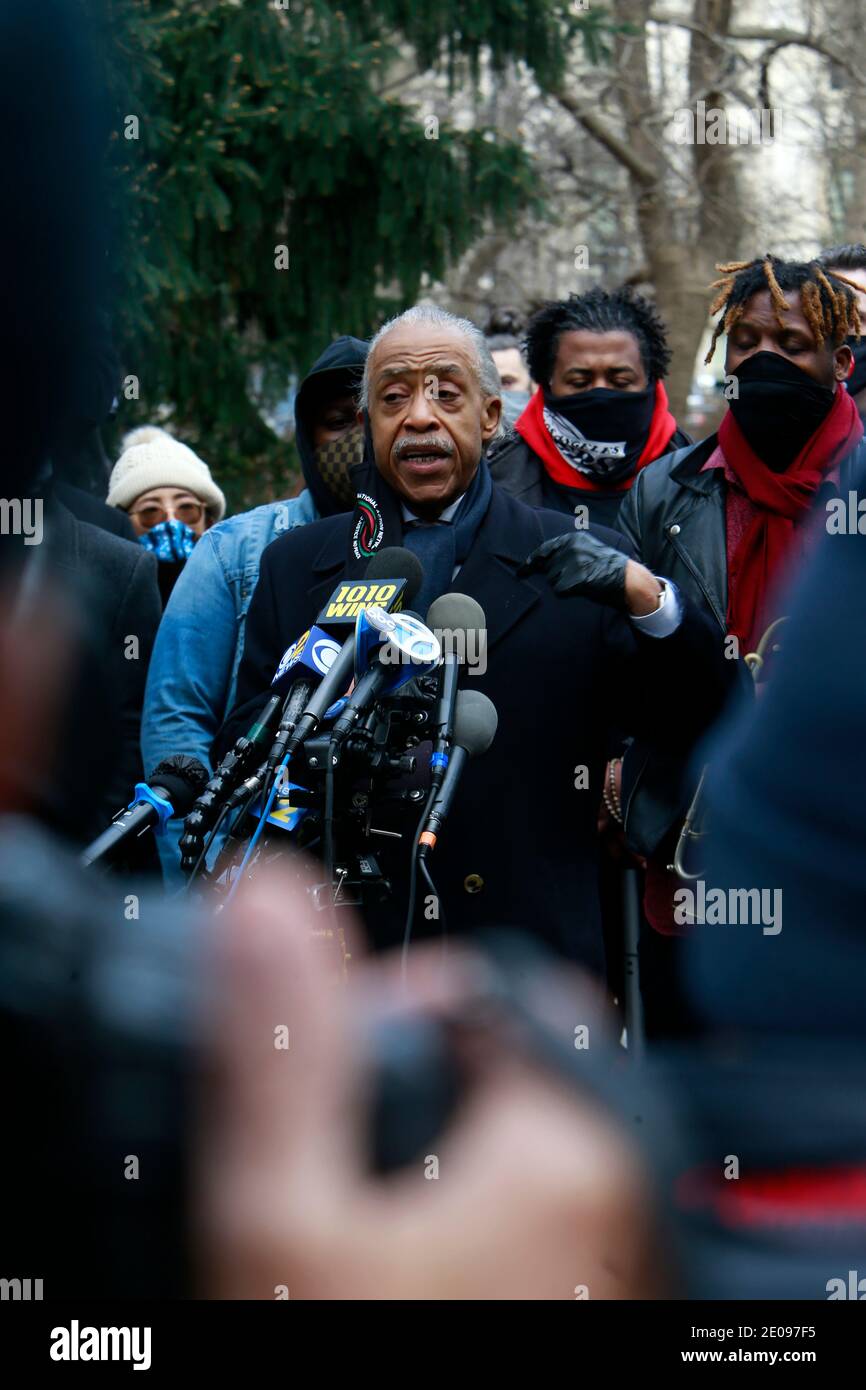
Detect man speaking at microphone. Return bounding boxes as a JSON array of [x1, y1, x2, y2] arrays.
[[218, 306, 731, 973]]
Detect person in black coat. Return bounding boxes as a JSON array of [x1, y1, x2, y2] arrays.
[[617, 256, 866, 851], [615, 254, 866, 1033], [658, 474, 866, 1299], [217, 307, 732, 973], [689, 478, 866, 1040], [55, 481, 137, 542], [487, 287, 690, 528], [41, 499, 162, 854]]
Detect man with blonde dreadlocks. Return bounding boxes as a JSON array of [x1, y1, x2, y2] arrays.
[[613, 254, 866, 1038]]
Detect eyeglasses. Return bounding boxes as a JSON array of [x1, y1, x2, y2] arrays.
[[130, 500, 205, 530]]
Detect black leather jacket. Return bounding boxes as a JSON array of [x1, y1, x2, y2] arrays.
[[616, 431, 866, 853]]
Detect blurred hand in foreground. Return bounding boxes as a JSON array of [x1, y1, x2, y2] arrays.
[[198, 866, 662, 1300]]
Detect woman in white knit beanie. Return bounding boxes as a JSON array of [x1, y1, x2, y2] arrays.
[[108, 425, 226, 535], [108, 426, 227, 602]]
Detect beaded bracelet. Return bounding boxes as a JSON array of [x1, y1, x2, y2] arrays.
[[602, 757, 623, 827]]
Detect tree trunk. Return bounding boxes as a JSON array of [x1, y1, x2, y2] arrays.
[[609, 0, 717, 416]]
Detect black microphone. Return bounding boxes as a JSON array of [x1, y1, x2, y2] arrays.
[[425, 593, 487, 790], [271, 632, 355, 766], [282, 547, 424, 760], [417, 690, 497, 859], [259, 626, 346, 779], [82, 755, 209, 868], [178, 696, 284, 872], [208, 692, 283, 788], [315, 547, 424, 634]]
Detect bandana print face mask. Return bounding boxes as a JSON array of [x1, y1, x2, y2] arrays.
[[314, 425, 365, 507], [542, 384, 656, 484], [137, 517, 197, 563]]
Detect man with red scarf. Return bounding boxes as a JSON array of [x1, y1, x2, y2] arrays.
[[488, 286, 689, 527], [607, 254, 866, 1036], [619, 254, 864, 681]]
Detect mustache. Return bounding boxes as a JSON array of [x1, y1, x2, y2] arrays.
[[393, 435, 455, 458]]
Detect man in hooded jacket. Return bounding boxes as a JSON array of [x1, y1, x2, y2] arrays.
[[141, 336, 367, 877]]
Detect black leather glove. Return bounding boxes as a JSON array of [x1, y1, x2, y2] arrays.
[[517, 530, 629, 609]]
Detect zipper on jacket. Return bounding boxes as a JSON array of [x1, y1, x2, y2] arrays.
[[665, 525, 727, 631], [622, 526, 724, 852]]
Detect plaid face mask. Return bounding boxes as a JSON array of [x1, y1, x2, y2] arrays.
[[314, 424, 365, 507]]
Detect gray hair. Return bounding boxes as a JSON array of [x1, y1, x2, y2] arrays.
[[359, 304, 504, 436]]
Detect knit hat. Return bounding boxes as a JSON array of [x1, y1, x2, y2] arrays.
[[107, 426, 226, 520]]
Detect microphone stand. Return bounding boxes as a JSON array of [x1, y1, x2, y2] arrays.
[[622, 866, 645, 1061]]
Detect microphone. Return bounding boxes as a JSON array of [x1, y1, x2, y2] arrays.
[[262, 625, 346, 774], [82, 755, 209, 868], [328, 609, 441, 754], [270, 626, 345, 698], [425, 593, 486, 789], [280, 547, 424, 760], [355, 602, 389, 681], [417, 690, 497, 859], [178, 696, 285, 873], [316, 548, 423, 633]]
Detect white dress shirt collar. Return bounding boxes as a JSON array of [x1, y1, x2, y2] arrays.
[[401, 493, 466, 525]]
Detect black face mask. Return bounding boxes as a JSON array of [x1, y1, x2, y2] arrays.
[[542, 383, 656, 484], [727, 351, 835, 471], [845, 336, 866, 398]]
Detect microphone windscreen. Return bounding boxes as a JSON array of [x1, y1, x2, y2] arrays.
[[365, 546, 424, 606], [425, 592, 486, 638], [147, 755, 209, 815], [452, 690, 498, 757]]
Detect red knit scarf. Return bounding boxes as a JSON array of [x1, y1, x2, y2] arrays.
[[719, 385, 863, 653], [514, 381, 679, 491]]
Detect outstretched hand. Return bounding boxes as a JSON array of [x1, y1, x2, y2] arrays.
[[519, 531, 663, 617]]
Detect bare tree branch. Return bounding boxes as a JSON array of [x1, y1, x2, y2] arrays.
[[551, 88, 658, 187], [650, 10, 866, 85]]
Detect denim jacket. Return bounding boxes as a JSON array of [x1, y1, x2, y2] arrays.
[[141, 492, 318, 883], [142, 491, 318, 777]]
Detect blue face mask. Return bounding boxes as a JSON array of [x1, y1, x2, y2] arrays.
[[137, 518, 197, 563], [500, 388, 531, 429]]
